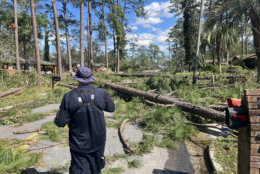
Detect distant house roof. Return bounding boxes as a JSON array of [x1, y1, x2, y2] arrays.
[[2, 56, 56, 66]]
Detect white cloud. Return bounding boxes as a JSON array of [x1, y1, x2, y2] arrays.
[[144, 1, 173, 19], [134, 1, 173, 29], [137, 39, 153, 46], [138, 33, 156, 40], [156, 29, 170, 43], [130, 25, 138, 31], [136, 17, 163, 25]]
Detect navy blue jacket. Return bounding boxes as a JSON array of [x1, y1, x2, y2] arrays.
[[54, 84, 115, 154]]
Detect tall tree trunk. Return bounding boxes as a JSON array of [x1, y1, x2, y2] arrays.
[[23, 40, 29, 70], [192, 0, 204, 84], [226, 50, 229, 64], [62, 0, 72, 73], [52, 0, 62, 78], [44, 26, 50, 61], [80, 1, 84, 67], [216, 37, 222, 72], [113, 27, 116, 72], [30, 0, 41, 75], [249, 8, 260, 82], [87, 16, 90, 67], [102, 1, 108, 69], [14, 0, 20, 70], [116, 0, 120, 73], [88, 0, 93, 69], [241, 21, 244, 56]]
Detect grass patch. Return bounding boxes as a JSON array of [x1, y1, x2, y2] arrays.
[[127, 159, 142, 168], [212, 136, 238, 174], [0, 87, 50, 108], [0, 138, 42, 174], [102, 167, 125, 174], [40, 122, 69, 142]]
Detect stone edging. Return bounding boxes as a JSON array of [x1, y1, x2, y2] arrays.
[[208, 142, 223, 172]]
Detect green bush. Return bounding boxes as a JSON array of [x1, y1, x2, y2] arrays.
[[201, 64, 219, 73]]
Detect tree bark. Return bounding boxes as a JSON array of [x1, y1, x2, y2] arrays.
[[88, 0, 93, 69], [14, 0, 20, 70], [30, 0, 41, 75], [102, 1, 108, 69], [62, 0, 72, 73], [0, 86, 26, 98], [58, 81, 225, 122], [87, 16, 90, 67], [52, 0, 63, 79], [250, 9, 260, 83], [44, 26, 50, 61], [192, 0, 204, 84], [99, 79, 225, 122], [80, 1, 84, 67], [116, 0, 120, 73], [23, 40, 29, 70], [113, 73, 171, 78]]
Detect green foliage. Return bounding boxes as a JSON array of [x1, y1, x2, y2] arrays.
[[102, 167, 125, 174], [127, 159, 142, 168], [0, 139, 42, 174], [146, 76, 171, 93], [0, 71, 42, 89], [40, 122, 69, 142], [145, 75, 189, 93], [212, 136, 237, 174], [201, 64, 219, 73]]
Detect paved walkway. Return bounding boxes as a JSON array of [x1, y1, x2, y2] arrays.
[[0, 104, 197, 173]]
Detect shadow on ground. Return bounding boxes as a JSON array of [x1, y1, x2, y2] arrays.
[[21, 168, 62, 174], [21, 164, 69, 174], [153, 169, 190, 174]]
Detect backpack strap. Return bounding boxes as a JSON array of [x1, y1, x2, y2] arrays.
[[74, 87, 95, 107]]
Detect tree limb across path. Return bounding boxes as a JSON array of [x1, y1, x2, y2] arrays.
[[58, 80, 225, 122], [0, 86, 27, 98]]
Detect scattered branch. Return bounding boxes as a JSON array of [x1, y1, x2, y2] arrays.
[[119, 118, 134, 153], [13, 129, 41, 134], [0, 86, 27, 98]]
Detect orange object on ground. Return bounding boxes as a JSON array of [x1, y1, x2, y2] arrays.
[[227, 98, 241, 107]]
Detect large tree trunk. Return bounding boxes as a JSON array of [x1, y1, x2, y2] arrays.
[[192, 0, 205, 84], [63, 0, 72, 73], [116, 37, 120, 73], [113, 73, 171, 78], [102, 1, 108, 69], [14, 0, 20, 70], [0, 86, 26, 98], [216, 37, 222, 72], [115, 0, 122, 73], [249, 6, 260, 83], [44, 26, 50, 61], [30, 0, 41, 75], [80, 1, 84, 67], [58, 81, 225, 122], [23, 40, 29, 70], [99, 79, 225, 122], [88, 0, 93, 69], [52, 0, 63, 79], [87, 16, 90, 67]]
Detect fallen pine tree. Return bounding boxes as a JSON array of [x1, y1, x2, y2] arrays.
[[58, 80, 225, 122], [0, 86, 27, 98], [112, 73, 248, 80]]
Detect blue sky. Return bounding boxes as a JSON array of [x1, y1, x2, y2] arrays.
[[44, 0, 177, 54]]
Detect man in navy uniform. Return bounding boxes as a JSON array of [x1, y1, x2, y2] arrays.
[[54, 67, 115, 174]]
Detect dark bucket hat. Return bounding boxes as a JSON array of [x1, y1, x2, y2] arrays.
[[73, 67, 95, 83]]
